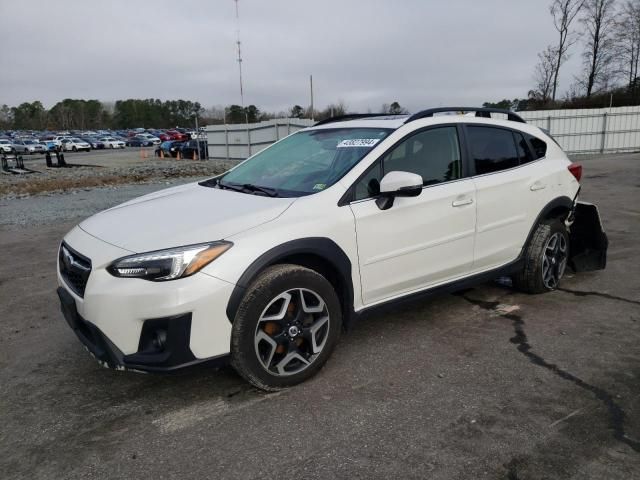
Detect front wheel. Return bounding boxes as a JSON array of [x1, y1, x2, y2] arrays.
[[513, 218, 569, 293], [231, 264, 341, 391]]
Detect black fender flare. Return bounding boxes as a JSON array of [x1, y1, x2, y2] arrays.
[[225, 237, 354, 324]]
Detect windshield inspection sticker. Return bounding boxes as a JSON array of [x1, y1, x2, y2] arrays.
[[336, 139, 380, 148], [313, 183, 327, 190]]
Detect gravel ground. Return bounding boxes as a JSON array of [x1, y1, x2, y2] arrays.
[[1, 149, 232, 199], [0, 153, 639, 480], [0, 177, 203, 226], [0, 149, 233, 225]]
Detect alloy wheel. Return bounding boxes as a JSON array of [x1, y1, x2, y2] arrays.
[[254, 288, 330, 376], [542, 232, 568, 289]]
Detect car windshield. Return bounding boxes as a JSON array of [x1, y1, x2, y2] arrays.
[[217, 128, 392, 197]]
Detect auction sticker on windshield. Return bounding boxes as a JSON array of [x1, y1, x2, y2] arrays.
[[336, 139, 381, 148]]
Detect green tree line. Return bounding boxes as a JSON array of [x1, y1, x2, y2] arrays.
[[0, 98, 390, 131], [0, 98, 210, 131]]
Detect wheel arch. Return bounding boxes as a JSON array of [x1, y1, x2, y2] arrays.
[[225, 238, 355, 327], [521, 196, 573, 254]]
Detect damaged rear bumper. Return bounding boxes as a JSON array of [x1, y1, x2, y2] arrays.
[[569, 201, 608, 272]]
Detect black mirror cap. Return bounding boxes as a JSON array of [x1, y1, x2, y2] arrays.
[[376, 195, 395, 210], [395, 184, 422, 197], [375, 184, 422, 210]]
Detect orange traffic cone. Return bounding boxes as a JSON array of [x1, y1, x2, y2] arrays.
[[192, 150, 197, 160], [176, 150, 182, 160], [160, 149, 164, 159]]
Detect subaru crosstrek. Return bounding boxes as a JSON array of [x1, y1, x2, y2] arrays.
[[57, 107, 607, 390]]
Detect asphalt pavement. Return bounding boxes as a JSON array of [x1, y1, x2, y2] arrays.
[[0, 153, 638, 479]]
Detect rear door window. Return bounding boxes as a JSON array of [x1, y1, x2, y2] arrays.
[[467, 126, 519, 175]]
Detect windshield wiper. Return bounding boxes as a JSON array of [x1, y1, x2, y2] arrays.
[[216, 180, 245, 193], [241, 183, 279, 197], [216, 180, 279, 197]]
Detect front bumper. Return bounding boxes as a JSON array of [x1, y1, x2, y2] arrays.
[[57, 226, 235, 371], [57, 287, 227, 371]]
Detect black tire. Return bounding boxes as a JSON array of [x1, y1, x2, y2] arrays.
[[513, 218, 569, 294], [72, 146, 77, 152], [231, 264, 342, 391]]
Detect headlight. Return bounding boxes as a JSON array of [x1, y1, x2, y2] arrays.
[[107, 241, 232, 281]]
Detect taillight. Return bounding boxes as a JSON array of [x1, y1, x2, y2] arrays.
[[568, 163, 582, 182]]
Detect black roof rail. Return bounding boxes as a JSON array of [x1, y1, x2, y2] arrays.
[[313, 113, 405, 127], [404, 107, 526, 124]]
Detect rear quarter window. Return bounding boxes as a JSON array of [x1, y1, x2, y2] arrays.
[[526, 134, 547, 159], [514, 132, 534, 164]]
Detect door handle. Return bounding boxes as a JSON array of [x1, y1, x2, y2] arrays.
[[452, 197, 474, 207], [530, 181, 547, 191]]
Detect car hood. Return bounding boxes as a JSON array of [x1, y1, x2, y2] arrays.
[[79, 182, 296, 253]]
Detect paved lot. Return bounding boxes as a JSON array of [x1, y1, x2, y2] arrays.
[[0, 153, 639, 479]]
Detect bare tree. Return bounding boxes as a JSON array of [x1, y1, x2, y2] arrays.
[[531, 45, 558, 102], [550, 0, 585, 100], [578, 0, 619, 96], [617, 0, 640, 87]]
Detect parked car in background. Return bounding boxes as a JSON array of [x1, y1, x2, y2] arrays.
[[9, 140, 31, 154], [166, 130, 189, 141], [22, 139, 47, 154], [61, 138, 92, 152], [147, 130, 165, 138], [179, 139, 208, 159], [78, 136, 102, 149], [51, 135, 72, 147], [135, 133, 161, 145], [126, 137, 154, 147], [0, 139, 13, 153], [99, 137, 126, 149], [156, 140, 184, 157]]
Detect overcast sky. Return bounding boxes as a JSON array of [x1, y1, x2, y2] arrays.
[[0, 0, 583, 113]]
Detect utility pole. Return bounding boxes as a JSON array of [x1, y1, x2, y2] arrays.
[[309, 75, 314, 121], [194, 109, 202, 160], [234, 0, 249, 124]]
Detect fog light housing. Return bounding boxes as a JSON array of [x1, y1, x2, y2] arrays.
[[138, 318, 169, 354]]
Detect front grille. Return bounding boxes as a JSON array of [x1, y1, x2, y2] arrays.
[[59, 243, 92, 297]]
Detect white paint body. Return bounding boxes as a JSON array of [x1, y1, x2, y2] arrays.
[[59, 115, 579, 363]]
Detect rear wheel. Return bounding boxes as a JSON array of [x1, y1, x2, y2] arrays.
[[513, 219, 569, 293], [231, 264, 341, 391]]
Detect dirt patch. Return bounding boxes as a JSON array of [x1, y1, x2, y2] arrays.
[[0, 160, 232, 198]]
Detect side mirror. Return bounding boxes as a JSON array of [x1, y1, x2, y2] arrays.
[[376, 171, 423, 210]]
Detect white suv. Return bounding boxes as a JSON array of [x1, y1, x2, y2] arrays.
[[57, 108, 607, 390]]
